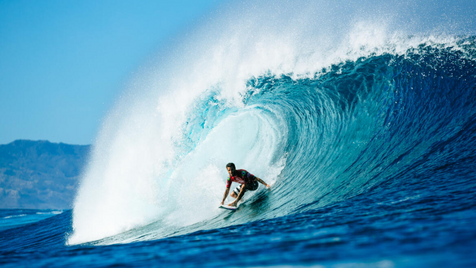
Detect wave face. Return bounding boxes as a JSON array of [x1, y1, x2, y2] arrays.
[[67, 0, 476, 246]]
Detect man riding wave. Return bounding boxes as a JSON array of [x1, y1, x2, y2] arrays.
[[221, 162, 270, 207]]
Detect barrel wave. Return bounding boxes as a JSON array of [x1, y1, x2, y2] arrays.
[[66, 34, 476, 247], [3, 1, 475, 266]]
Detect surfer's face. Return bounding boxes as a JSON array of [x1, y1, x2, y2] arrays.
[[227, 167, 233, 177]]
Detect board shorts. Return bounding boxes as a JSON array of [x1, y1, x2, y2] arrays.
[[233, 180, 259, 196]]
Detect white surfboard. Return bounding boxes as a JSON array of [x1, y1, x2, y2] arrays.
[[219, 182, 266, 211], [219, 204, 238, 210]]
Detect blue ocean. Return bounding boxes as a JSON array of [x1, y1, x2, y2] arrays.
[[2, 1, 476, 267]]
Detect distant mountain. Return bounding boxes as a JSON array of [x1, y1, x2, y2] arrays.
[[0, 140, 90, 209]]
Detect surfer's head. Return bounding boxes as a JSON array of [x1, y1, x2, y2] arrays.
[[226, 162, 236, 176]]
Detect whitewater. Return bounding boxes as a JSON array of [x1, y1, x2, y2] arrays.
[[2, 0, 476, 267]]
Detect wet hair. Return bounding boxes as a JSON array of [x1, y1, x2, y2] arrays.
[[226, 162, 236, 176]]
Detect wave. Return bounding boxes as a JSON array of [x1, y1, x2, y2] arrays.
[[0, 210, 65, 232], [68, 0, 476, 245], [36, 211, 63, 215], [3, 214, 27, 219]]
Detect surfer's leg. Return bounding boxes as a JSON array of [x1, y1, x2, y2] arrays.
[[231, 184, 243, 198], [246, 180, 259, 191], [231, 185, 242, 198], [231, 184, 247, 198]]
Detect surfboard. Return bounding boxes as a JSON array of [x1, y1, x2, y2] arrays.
[[219, 204, 238, 210], [219, 182, 266, 211]]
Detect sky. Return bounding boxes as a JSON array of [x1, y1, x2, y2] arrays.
[[0, 0, 224, 145]]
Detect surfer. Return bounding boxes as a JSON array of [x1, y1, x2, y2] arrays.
[[221, 162, 270, 207]]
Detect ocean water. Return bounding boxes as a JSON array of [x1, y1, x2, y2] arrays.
[[2, 0, 476, 267]]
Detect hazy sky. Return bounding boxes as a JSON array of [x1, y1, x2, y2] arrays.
[[0, 0, 224, 145]]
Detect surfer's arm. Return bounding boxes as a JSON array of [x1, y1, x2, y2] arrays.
[[221, 187, 230, 205], [255, 177, 270, 188]]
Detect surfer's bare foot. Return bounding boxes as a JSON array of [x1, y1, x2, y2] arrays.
[[228, 202, 237, 207]]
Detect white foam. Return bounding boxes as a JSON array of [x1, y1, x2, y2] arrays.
[[3, 214, 27, 219]]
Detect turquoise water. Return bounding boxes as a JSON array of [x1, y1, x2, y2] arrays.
[[1, 38, 476, 267]]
